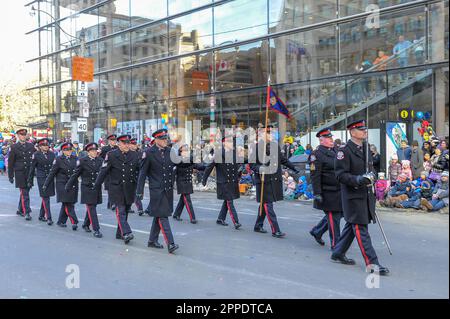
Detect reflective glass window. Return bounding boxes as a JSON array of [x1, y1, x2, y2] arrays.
[[215, 41, 269, 92], [131, 62, 170, 103], [169, 52, 213, 98], [169, 9, 213, 55], [269, 0, 337, 32], [168, 0, 212, 16], [97, 0, 131, 37], [132, 22, 168, 64], [339, 6, 426, 75], [98, 32, 131, 71], [270, 26, 337, 84], [429, 0, 449, 62], [214, 0, 267, 45], [130, 0, 168, 26]]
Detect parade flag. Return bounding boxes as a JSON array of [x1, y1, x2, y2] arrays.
[[267, 86, 291, 119]]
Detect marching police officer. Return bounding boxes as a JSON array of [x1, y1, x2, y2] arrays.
[[309, 128, 343, 249], [172, 144, 204, 224], [202, 135, 242, 229], [128, 138, 145, 216], [8, 128, 36, 221], [332, 120, 389, 275], [100, 134, 118, 210], [66, 143, 103, 238], [43, 142, 79, 230], [28, 138, 55, 225], [95, 134, 140, 244], [136, 129, 179, 253], [250, 126, 299, 238]]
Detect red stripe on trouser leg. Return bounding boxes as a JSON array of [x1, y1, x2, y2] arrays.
[[226, 201, 237, 225], [64, 205, 75, 224], [20, 189, 26, 216], [86, 205, 93, 227], [115, 207, 123, 236], [183, 195, 193, 221], [264, 203, 275, 233], [329, 212, 335, 248], [355, 224, 370, 266], [158, 218, 169, 245], [42, 198, 48, 219]]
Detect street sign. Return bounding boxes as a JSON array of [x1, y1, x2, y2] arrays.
[[80, 102, 89, 117], [61, 113, 71, 123], [72, 57, 94, 82], [77, 118, 88, 132], [77, 96, 88, 103]]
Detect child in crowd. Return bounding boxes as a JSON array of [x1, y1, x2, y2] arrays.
[[284, 176, 296, 200], [428, 171, 449, 212], [375, 172, 389, 201], [423, 152, 433, 172], [388, 154, 402, 186], [398, 180, 433, 210], [383, 173, 411, 207], [401, 160, 413, 181]]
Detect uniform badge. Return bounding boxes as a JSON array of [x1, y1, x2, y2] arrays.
[[310, 155, 316, 162], [337, 151, 345, 160], [310, 163, 315, 171], [142, 152, 146, 159]]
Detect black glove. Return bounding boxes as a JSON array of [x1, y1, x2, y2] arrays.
[[136, 193, 143, 201], [9, 177, 14, 184], [313, 194, 323, 204], [357, 175, 372, 186]]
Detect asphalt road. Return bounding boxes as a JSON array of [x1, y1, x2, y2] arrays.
[[0, 176, 448, 299]]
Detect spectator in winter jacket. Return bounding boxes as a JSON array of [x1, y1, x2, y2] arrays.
[[429, 148, 447, 181], [399, 180, 433, 210], [388, 154, 402, 185], [401, 160, 413, 181], [371, 144, 381, 174], [410, 140, 424, 179], [428, 171, 449, 211], [383, 173, 411, 207], [423, 152, 433, 172], [397, 140, 412, 162], [284, 176, 296, 199], [375, 172, 389, 201]]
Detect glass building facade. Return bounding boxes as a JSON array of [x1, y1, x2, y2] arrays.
[[26, 0, 448, 162]]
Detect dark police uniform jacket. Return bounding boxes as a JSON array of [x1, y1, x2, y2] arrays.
[[334, 140, 376, 225], [202, 149, 241, 201], [250, 141, 296, 203], [175, 156, 204, 195], [310, 145, 342, 212], [66, 156, 103, 205], [137, 145, 176, 217], [28, 150, 56, 197], [95, 149, 140, 206], [44, 155, 78, 203], [8, 142, 36, 188], [100, 145, 117, 191]]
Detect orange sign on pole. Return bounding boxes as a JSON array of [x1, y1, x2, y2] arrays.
[[72, 56, 94, 82]]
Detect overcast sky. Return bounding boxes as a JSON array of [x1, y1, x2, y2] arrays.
[[0, 0, 38, 87]]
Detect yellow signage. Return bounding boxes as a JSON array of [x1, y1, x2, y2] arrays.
[[110, 118, 117, 127], [400, 110, 409, 119]]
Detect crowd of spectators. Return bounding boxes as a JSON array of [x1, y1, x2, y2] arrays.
[[377, 138, 449, 212]]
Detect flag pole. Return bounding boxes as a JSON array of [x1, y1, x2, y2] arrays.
[[259, 76, 271, 216]]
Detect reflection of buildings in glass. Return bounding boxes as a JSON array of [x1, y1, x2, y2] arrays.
[[28, 0, 449, 141]]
